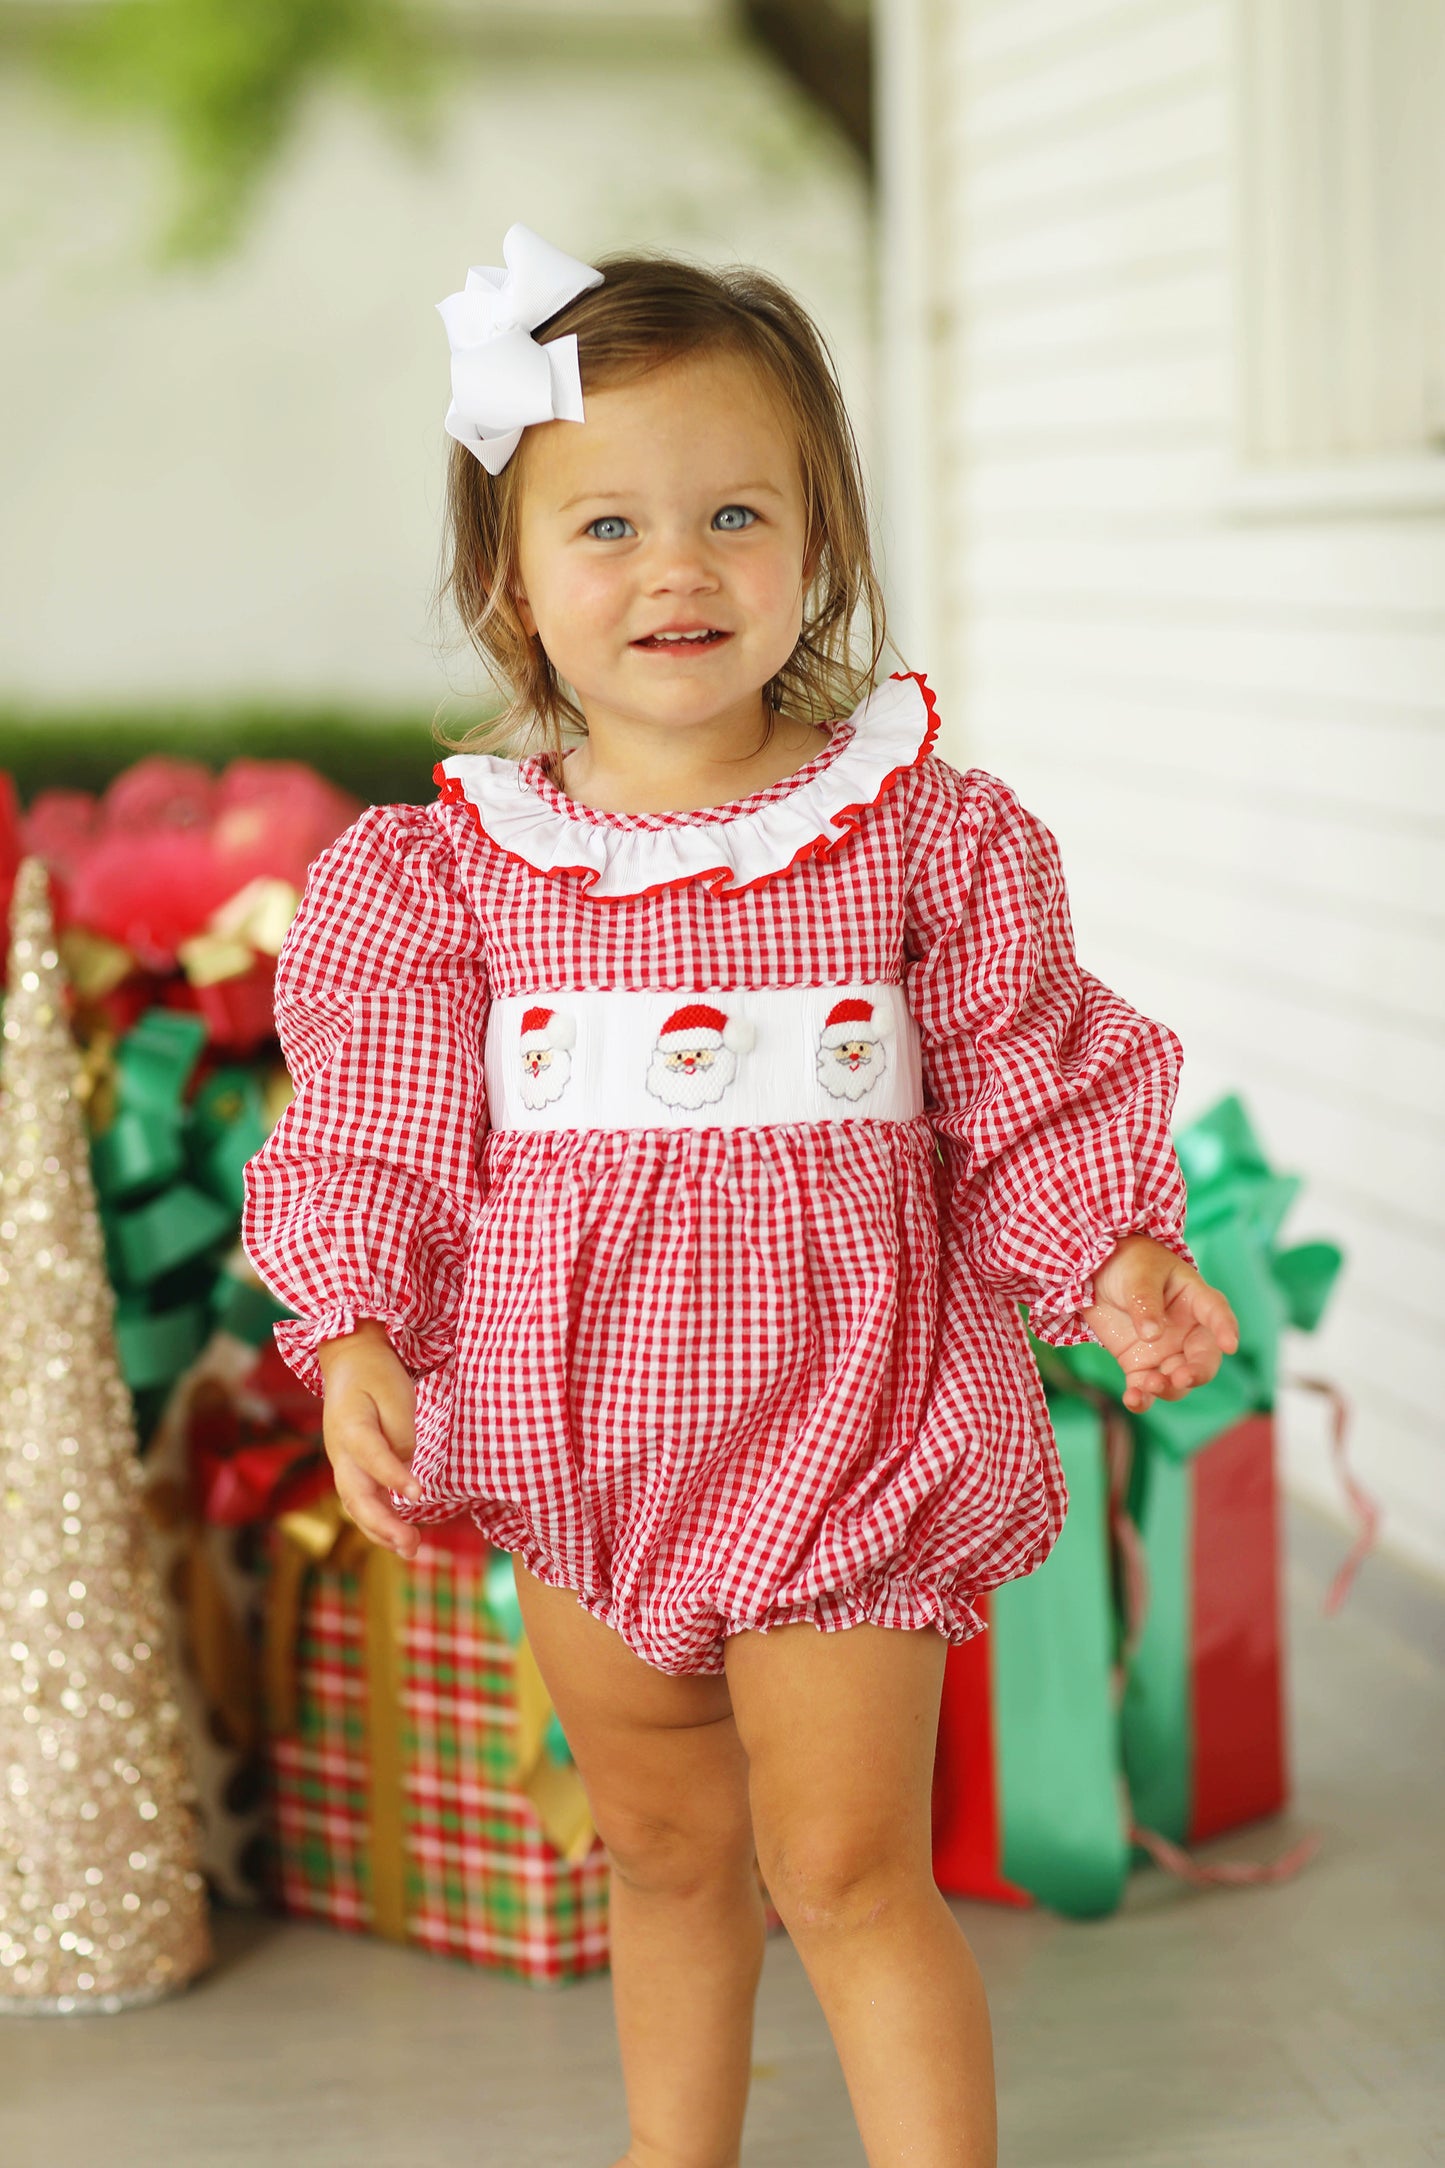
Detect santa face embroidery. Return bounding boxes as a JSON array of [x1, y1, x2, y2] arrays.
[[518, 1004, 577, 1110], [645, 1001, 756, 1112], [816, 997, 890, 1102]]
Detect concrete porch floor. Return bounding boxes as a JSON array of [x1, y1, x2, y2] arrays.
[[2, 1501, 1441, 2168]]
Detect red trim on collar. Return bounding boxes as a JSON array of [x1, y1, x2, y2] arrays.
[[432, 668, 943, 905]]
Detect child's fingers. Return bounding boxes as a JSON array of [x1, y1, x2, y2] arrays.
[[1127, 1340, 1225, 1408], [326, 1395, 419, 1503], [1123, 1365, 1175, 1406], [1086, 1281, 1233, 1412], [1180, 1272, 1240, 1354], [336, 1464, 421, 1557]]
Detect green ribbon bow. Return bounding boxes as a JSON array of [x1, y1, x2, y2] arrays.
[[91, 1007, 279, 1404]]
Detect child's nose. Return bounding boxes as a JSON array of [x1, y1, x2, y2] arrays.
[[640, 533, 723, 591]]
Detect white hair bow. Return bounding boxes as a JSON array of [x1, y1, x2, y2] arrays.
[[436, 223, 605, 475]]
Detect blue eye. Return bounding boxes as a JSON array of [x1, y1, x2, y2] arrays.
[[714, 505, 758, 530], [586, 515, 634, 541]]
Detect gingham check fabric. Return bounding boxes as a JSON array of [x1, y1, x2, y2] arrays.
[[262, 1533, 611, 1985], [242, 693, 1191, 1677]]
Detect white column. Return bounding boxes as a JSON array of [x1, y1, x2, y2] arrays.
[[873, 0, 950, 704]]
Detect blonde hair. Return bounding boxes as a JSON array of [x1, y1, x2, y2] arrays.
[[434, 248, 894, 767]]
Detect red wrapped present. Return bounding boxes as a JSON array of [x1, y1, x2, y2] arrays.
[[931, 1395, 1133, 1918], [931, 1399, 1319, 1915], [1122, 1412, 1288, 1849]]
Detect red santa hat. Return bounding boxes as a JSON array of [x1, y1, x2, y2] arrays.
[[519, 1004, 576, 1051], [657, 1001, 756, 1054], [820, 996, 892, 1051]]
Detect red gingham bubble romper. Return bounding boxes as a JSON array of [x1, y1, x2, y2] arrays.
[[242, 670, 1191, 1677]]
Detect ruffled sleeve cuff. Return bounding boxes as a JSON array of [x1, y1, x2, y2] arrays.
[[271, 1306, 456, 1399], [1026, 1217, 1198, 1348]]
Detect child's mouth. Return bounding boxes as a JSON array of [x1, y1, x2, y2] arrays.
[[632, 631, 732, 652]]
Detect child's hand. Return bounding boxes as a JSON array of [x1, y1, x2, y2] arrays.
[[315, 1320, 423, 1559], [1080, 1234, 1240, 1415]]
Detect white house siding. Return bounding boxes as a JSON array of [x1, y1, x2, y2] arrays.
[[880, 0, 1445, 1578], [0, 13, 871, 715]]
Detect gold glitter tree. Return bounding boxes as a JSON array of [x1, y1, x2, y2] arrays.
[[0, 858, 213, 2013]]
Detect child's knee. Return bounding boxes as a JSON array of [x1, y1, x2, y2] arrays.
[[754, 1819, 929, 1935], [599, 1797, 756, 1898]]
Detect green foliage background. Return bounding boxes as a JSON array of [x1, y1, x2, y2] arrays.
[[13, 0, 435, 262], [0, 707, 457, 805]]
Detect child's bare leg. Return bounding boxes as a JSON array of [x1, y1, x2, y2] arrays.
[[724, 1618, 996, 2168], [512, 1562, 764, 2168]]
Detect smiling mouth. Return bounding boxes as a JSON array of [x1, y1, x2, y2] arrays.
[[632, 630, 732, 651]]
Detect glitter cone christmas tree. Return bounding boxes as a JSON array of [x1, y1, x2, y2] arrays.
[[0, 858, 212, 2013]]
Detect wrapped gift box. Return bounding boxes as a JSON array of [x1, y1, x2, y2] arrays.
[[1039, 1095, 1341, 1860], [931, 1395, 1133, 1919], [933, 1094, 1345, 1913], [259, 1506, 612, 1988], [141, 1272, 330, 1909], [1123, 1411, 1287, 1848]]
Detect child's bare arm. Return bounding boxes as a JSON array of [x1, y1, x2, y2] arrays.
[[315, 1321, 424, 1558]]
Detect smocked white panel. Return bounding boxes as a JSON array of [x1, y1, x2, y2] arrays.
[[485, 982, 925, 1133]]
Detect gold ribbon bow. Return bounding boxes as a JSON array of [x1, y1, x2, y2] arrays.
[[178, 876, 302, 988], [265, 1497, 595, 1943], [144, 1469, 262, 1756]]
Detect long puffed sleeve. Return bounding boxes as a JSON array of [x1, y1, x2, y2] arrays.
[[903, 766, 1192, 1347], [241, 802, 490, 1394]]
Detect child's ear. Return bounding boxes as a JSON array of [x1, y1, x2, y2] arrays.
[[513, 588, 537, 639]]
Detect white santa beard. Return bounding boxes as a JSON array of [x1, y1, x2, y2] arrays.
[[816, 1038, 888, 1101], [519, 1045, 573, 1108], [645, 1044, 737, 1110]]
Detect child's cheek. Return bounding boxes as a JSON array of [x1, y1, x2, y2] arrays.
[[745, 537, 810, 638], [564, 561, 631, 640]]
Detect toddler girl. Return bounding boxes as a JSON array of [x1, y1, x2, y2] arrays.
[[242, 224, 1238, 2168]]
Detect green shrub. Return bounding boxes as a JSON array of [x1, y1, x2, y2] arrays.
[[0, 706, 460, 806]]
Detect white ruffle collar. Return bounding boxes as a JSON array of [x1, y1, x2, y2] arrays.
[[434, 669, 941, 902]]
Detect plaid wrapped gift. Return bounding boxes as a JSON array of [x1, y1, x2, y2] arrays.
[[258, 1504, 612, 1988]]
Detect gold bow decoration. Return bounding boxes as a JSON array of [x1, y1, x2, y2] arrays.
[[177, 876, 302, 988], [60, 928, 137, 1003], [507, 1610, 600, 1869], [264, 1495, 597, 1943], [57, 877, 301, 1002], [143, 1465, 264, 1756]]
